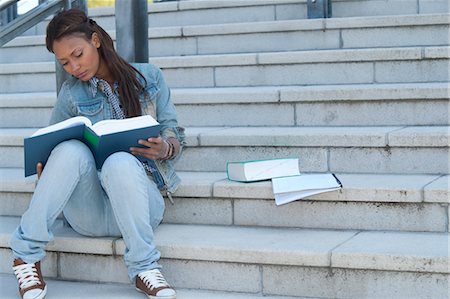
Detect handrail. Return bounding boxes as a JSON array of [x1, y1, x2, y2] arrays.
[[0, 0, 87, 94], [0, 0, 85, 47]]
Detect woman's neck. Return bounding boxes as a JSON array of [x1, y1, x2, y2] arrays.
[[96, 60, 115, 86]]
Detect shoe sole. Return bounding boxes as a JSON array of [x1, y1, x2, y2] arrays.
[[27, 285, 47, 299], [135, 287, 176, 299]]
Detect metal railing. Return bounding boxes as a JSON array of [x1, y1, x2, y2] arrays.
[[0, 0, 88, 93], [0, 0, 88, 47], [0, 0, 18, 26], [115, 0, 148, 63]]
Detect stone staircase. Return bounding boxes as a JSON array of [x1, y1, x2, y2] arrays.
[[0, 0, 449, 298]]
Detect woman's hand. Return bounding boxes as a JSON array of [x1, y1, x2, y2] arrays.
[[130, 136, 169, 161]]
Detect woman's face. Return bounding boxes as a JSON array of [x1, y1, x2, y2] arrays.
[[52, 33, 105, 81]]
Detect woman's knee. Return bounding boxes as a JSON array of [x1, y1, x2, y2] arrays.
[[101, 152, 143, 179], [52, 139, 93, 162]]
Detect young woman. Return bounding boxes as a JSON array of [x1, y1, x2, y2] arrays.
[[9, 8, 184, 299]]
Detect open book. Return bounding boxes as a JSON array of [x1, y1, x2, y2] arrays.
[[272, 173, 342, 205], [24, 115, 161, 177], [226, 158, 300, 182]]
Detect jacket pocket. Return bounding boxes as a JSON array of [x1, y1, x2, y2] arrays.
[[76, 99, 104, 116]]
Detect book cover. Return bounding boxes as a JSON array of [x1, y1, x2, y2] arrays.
[[226, 158, 300, 182], [24, 115, 161, 177], [272, 173, 342, 205]]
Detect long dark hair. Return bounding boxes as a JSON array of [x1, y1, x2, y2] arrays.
[[46, 8, 144, 117]]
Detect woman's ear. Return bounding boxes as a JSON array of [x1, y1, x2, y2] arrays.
[[91, 32, 101, 48]]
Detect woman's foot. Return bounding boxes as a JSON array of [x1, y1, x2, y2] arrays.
[[136, 269, 176, 298], [12, 258, 47, 299]]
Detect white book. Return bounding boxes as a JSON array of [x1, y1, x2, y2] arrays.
[[226, 158, 300, 182], [272, 173, 342, 205]]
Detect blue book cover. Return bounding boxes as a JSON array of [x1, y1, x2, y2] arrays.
[[24, 115, 161, 177]]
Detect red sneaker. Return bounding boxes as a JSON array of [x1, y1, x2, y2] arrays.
[[12, 259, 47, 299], [136, 269, 176, 298]]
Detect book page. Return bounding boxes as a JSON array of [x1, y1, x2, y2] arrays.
[[275, 186, 342, 206], [272, 173, 341, 194], [92, 115, 159, 136], [31, 116, 91, 137]]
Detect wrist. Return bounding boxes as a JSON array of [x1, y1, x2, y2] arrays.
[[160, 138, 175, 160], [161, 140, 170, 160]]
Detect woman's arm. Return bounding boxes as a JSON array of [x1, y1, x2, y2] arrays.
[[130, 65, 184, 161]]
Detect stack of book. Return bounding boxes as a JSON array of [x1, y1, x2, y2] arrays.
[[226, 158, 342, 205]]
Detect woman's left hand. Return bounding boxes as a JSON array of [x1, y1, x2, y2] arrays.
[[130, 136, 169, 161]]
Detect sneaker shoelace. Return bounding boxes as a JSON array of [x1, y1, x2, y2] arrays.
[[139, 269, 170, 291], [13, 263, 42, 290]]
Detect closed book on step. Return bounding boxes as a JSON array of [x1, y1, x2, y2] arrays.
[[227, 158, 300, 182]]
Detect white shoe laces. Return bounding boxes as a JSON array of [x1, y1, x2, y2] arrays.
[[13, 263, 42, 290], [138, 269, 169, 290]]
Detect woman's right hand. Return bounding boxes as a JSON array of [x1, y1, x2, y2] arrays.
[[36, 162, 44, 179]]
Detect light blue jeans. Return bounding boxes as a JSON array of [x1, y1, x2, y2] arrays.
[[10, 139, 165, 280]]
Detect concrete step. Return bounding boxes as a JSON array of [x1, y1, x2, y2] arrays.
[[100, 0, 450, 28], [0, 217, 448, 298], [1, 83, 448, 128], [154, 46, 450, 88], [19, 0, 309, 37], [19, 0, 450, 37], [0, 92, 55, 128], [3, 13, 449, 63], [179, 126, 449, 175], [1, 168, 448, 232], [1, 46, 448, 92], [0, 274, 302, 299], [1, 125, 448, 174], [193, 125, 450, 175], [175, 83, 450, 127]]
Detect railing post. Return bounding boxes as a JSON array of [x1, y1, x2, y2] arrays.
[[115, 0, 149, 63], [55, 0, 87, 95], [307, 0, 332, 19]]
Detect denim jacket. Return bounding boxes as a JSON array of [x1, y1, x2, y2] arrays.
[[49, 63, 185, 195]]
